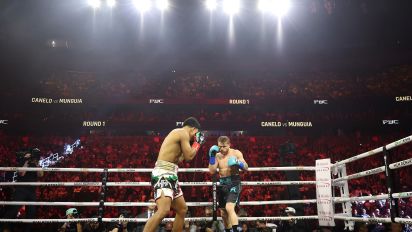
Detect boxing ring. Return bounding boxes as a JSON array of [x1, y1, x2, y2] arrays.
[[1, 135, 411, 230]]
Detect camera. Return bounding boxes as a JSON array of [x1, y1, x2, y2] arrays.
[[16, 148, 41, 165]]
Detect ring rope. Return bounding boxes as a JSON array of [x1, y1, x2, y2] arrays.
[[2, 216, 411, 224], [389, 157, 412, 170], [333, 166, 385, 183], [0, 216, 320, 223], [333, 191, 412, 203], [395, 218, 412, 225], [0, 166, 316, 173], [334, 194, 388, 203], [334, 215, 392, 223], [334, 156, 412, 183], [332, 135, 412, 168], [333, 192, 412, 203], [2, 191, 409, 207], [1, 216, 410, 224], [335, 215, 412, 224], [0, 199, 317, 207], [0, 181, 316, 187]]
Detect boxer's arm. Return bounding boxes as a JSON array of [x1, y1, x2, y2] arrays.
[[208, 154, 219, 175], [236, 151, 248, 171], [180, 131, 197, 161], [208, 145, 219, 174]]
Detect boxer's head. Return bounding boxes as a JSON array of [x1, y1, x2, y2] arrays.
[[217, 136, 230, 155], [183, 117, 201, 138]]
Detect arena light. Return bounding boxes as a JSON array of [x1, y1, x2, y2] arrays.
[[107, 0, 116, 7], [258, 0, 270, 12], [205, 0, 217, 11], [274, 0, 290, 17], [223, 0, 240, 15], [258, 0, 290, 17], [156, 0, 169, 11], [88, 0, 101, 8], [134, 0, 152, 13]]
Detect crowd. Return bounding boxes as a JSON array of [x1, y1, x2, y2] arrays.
[[1, 65, 410, 101], [0, 131, 411, 231]]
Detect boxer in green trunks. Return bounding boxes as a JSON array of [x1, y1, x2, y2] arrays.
[[143, 117, 205, 232]]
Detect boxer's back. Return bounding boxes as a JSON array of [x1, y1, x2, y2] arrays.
[[157, 128, 184, 164]]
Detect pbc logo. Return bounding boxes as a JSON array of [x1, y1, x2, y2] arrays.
[[149, 99, 164, 104], [314, 100, 328, 105], [0, 120, 8, 125], [383, 120, 399, 125]]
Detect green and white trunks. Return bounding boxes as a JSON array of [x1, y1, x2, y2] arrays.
[[151, 160, 183, 201]]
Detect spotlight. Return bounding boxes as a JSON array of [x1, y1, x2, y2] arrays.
[[88, 0, 101, 8], [107, 0, 116, 8], [273, 0, 290, 17], [259, 0, 290, 17], [205, 0, 217, 11], [258, 0, 270, 12], [134, 0, 152, 13], [156, 0, 169, 11], [223, 0, 240, 15]]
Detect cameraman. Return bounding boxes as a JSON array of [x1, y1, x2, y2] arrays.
[[2, 148, 44, 232], [60, 208, 83, 232]]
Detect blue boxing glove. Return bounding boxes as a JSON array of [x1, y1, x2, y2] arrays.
[[208, 145, 219, 165], [228, 156, 245, 169]]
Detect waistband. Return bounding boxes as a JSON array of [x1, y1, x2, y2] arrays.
[[219, 175, 241, 185], [154, 160, 178, 173]]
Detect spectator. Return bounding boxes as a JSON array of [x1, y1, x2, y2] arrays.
[[198, 206, 224, 232], [59, 208, 83, 232], [134, 199, 158, 232]]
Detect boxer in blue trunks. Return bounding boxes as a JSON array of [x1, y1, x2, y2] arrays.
[[208, 136, 249, 232]]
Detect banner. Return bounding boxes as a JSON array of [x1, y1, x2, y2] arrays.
[[316, 159, 335, 227]]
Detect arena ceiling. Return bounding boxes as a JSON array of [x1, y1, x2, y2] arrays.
[[1, 0, 412, 72]]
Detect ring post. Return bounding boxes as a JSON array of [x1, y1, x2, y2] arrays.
[[212, 174, 217, 221], [98, 168, 108, 223], [383, 146, 398, 223]]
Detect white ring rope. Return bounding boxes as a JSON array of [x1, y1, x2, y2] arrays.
[[332, 135, 412, 168], [389, 157, 412, 170], [335, 215, 412, 225], [0, 181, 316, 187], [2, 216, 411, 224], [395, 218, 412, 225], [333, 191, 412, 203], [334, 194, 389, 203], [0, 216, 320, 223], [0, 199, 317, 207], [2, 191, 410, 207], [333, 166, 385, 183], [334, 215, 392, 223], [0, 166, 316, 173], [333, 158, 412, 183], [392, 192, 412, 198]]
